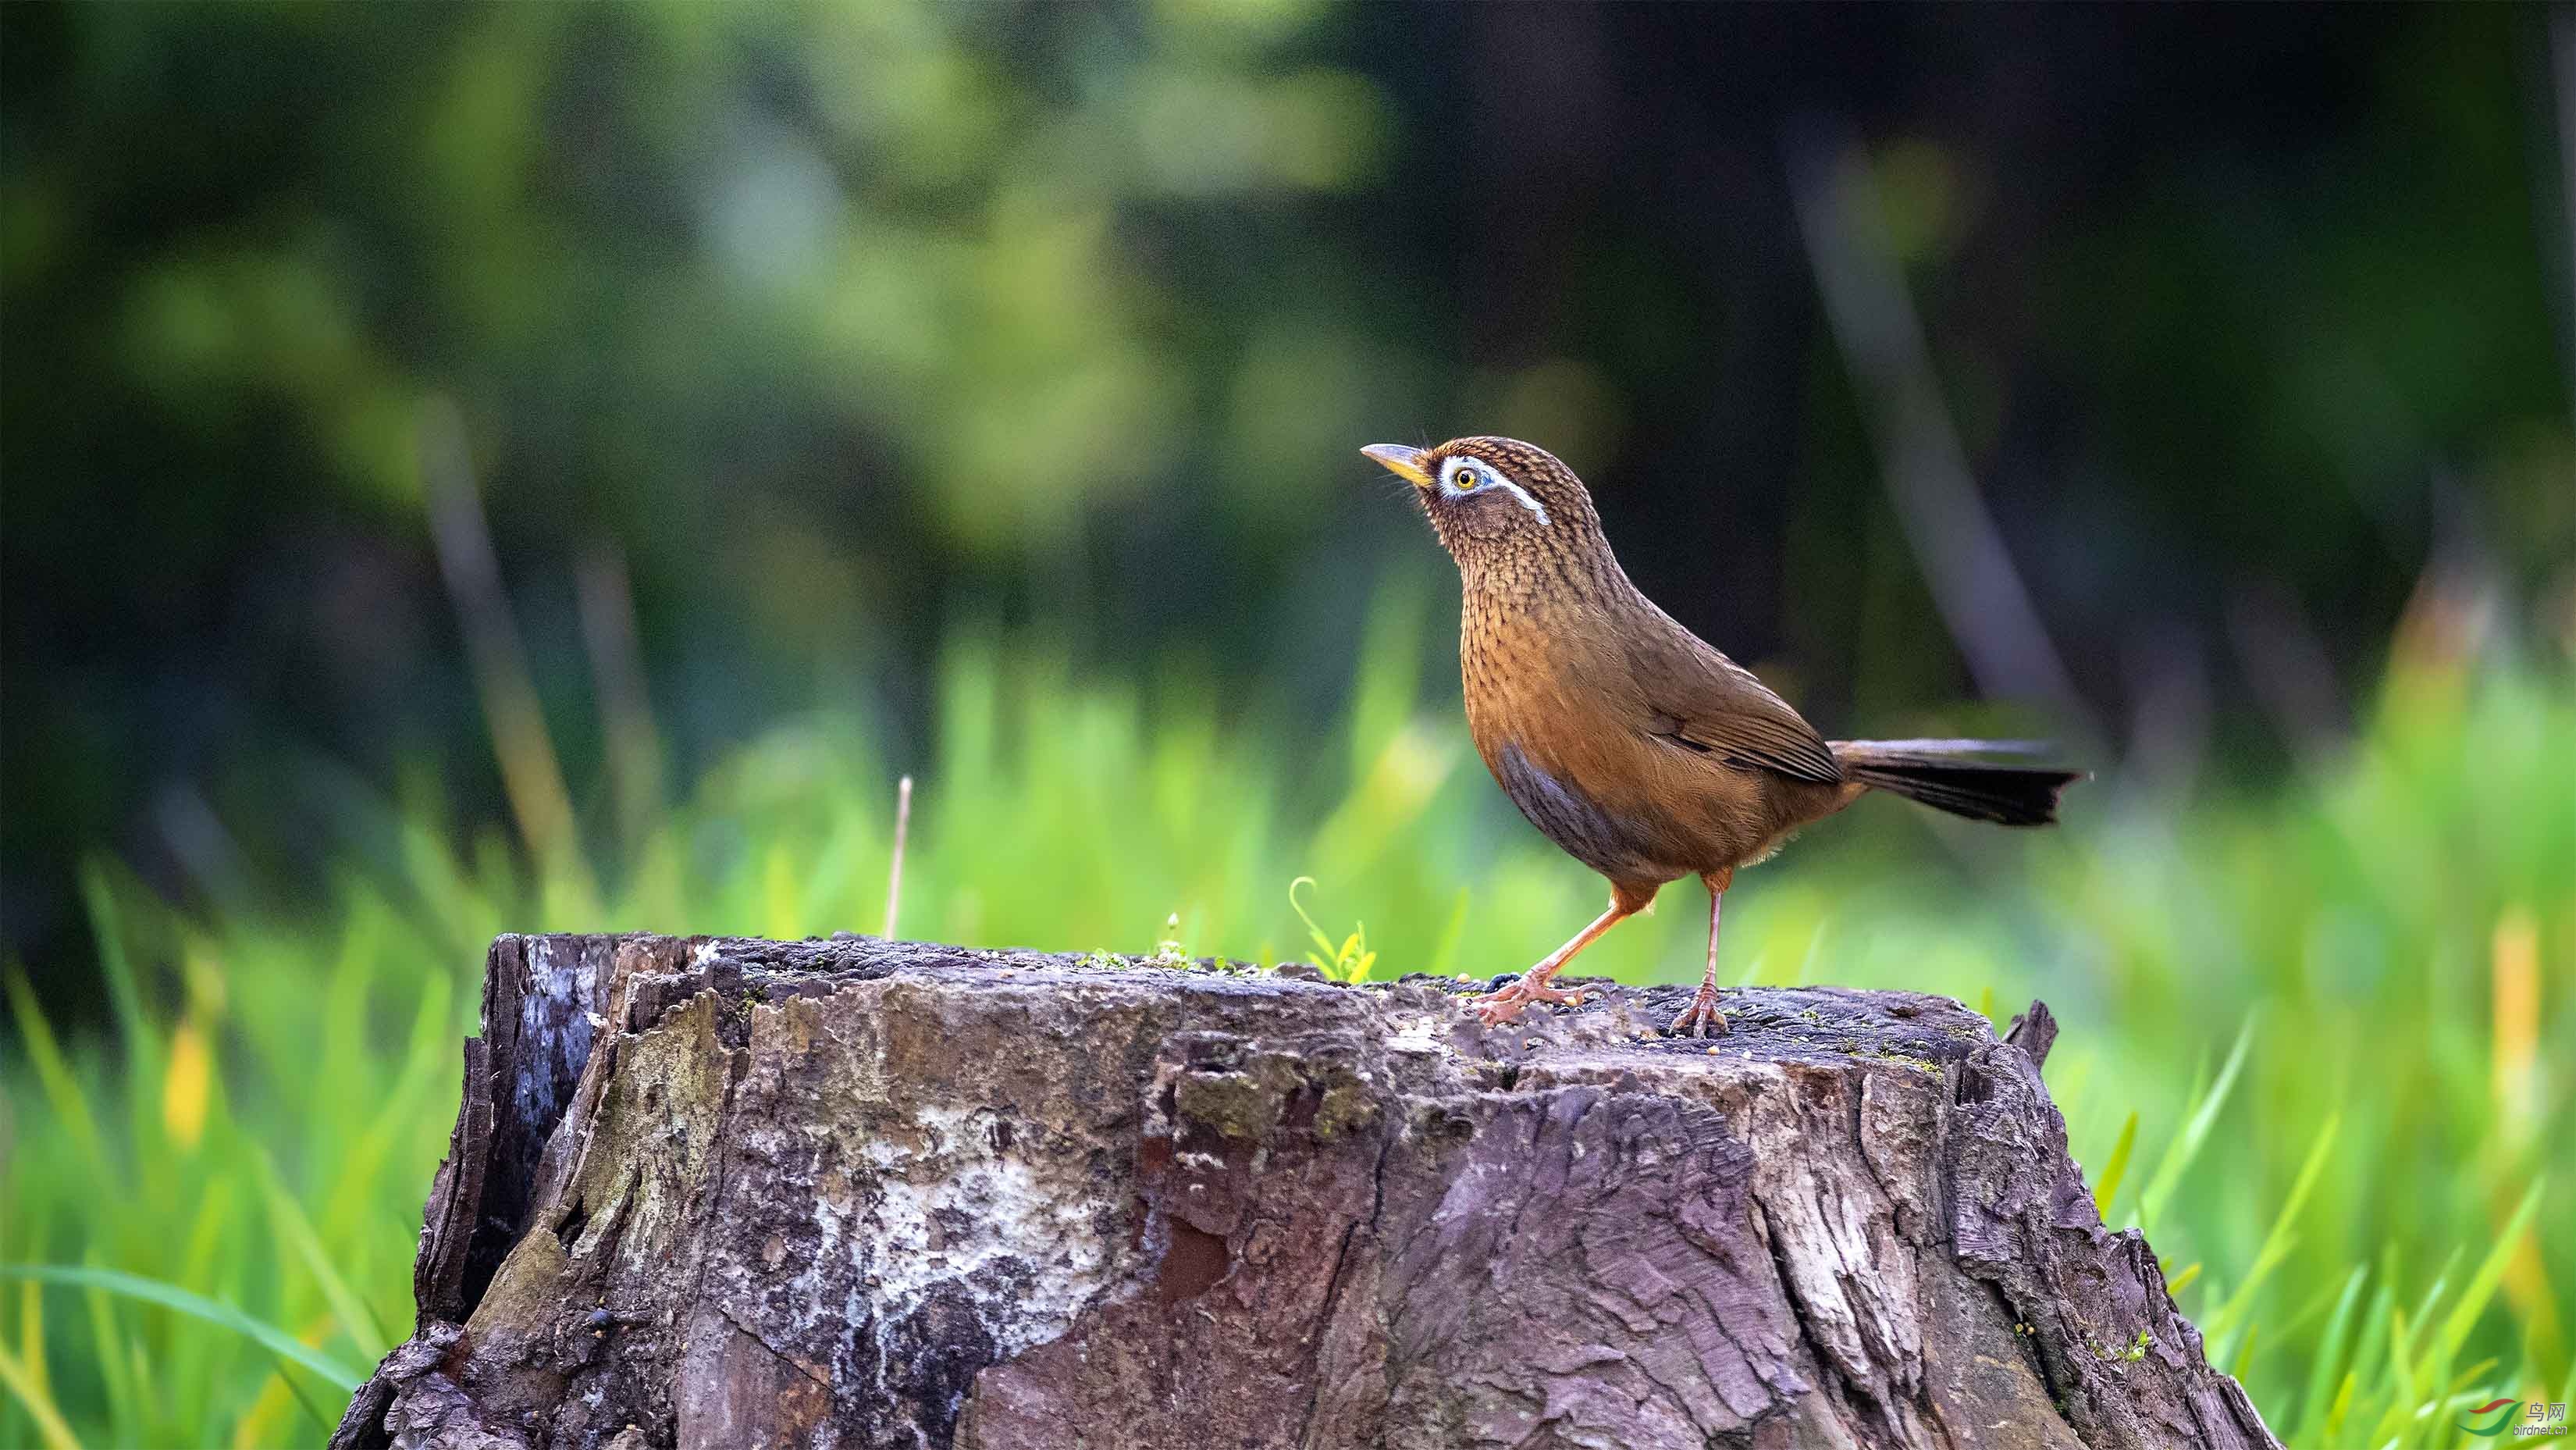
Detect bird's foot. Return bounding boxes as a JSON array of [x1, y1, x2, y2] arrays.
[[1475, 974, 1588, 1028], [1668, 985, 1729, 1038]]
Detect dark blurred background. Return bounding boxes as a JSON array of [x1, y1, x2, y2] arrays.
[[5, 1, 2571, 998]]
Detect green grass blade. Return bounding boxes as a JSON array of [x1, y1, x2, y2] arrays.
[[2135, 1013, 2256, 1236], [0, 1265, 365, 1389], [2092, 1110, 2139, 1218], [7, 1270, 37, 1450], [2202, 1113, 2339, 1344], [2430, 1181, 2545, 1369], [255, 1160, 390, 1357], [78, 1272, 135, 1448], [276, 1356, 338, 1435], [2336, 1281, 2395, 1444], [2407, 1246, 2462, 1350], [319, 976, 453, 1251], [2383, 1302, 2418, 1430], [2320, 1368, 2356, 1445], [78, 864, 150, 1062], [2293, 1265, 2367, 1442], [3, 971, 114, 1191], [0, 1338, 81, 1450]]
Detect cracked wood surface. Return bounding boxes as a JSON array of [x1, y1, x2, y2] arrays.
[[333, 934, 2277, 1450]]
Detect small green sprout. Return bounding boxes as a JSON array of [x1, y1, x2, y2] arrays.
[[1288, 876, 1377, 984]]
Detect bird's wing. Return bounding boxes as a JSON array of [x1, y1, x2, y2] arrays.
[[1621, 621, 1844, 785]]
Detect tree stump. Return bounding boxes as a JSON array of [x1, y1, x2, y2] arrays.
[[333, 934, 2277, 1450]]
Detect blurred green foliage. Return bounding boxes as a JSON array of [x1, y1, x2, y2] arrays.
[[2, 0, 1433, 977], [7, 0, 1402, 544]]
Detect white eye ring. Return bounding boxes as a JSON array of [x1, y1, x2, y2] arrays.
[[1436, 457, 1551, 525]]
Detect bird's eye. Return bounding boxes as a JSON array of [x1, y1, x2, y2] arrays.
[[1453, 466, 1480, 490]]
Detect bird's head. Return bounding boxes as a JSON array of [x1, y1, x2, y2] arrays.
[[1361, 436, 1603, 570]]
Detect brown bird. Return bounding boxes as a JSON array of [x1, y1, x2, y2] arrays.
[[1365, 436, 2082, 1036]]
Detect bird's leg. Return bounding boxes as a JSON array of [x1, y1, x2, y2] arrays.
[[1475, 883, 1653, 1028], [1670, 868, 1734, 1037]]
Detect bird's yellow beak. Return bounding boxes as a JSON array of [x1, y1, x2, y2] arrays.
[[1361, 443, 1432, 488]]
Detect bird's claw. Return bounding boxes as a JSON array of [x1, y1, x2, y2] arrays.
[[1668, 988, 1728, 1038], [1475, 976, 1585, 1028]]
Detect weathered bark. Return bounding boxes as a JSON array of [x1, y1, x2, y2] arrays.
[[335, 934, 2276, 1450]]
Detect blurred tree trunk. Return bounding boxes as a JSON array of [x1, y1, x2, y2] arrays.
[[334, 935, 2276, 1450]]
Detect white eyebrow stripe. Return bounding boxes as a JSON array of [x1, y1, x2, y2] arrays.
[[1439, 458, 1552, 525], [1490, 479, 1552, 525]]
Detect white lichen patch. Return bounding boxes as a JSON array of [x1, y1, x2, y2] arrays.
[[853, 1103, 1116, 1356], [1385, 1010, 1454, 1056], [689, 987, 1152, 1450], [513, 937, 608, 1121]]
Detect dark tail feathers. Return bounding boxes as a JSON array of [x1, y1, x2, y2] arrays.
[[1831, 739, 2085, 827]]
